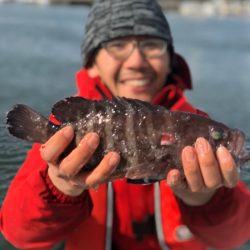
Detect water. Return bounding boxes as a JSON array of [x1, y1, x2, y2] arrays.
[[0, 4, 250, 249]]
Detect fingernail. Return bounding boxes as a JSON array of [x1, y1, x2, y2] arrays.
[[62, 126, 74, 140], [170, 175, 178, 185], [195, 138, 209, 156], [217, 145, 231, 162], [183, 147, 196, 162], [84, 133, 99, 150], [108, 153, 120, 168], [166, 172, 178, 186]]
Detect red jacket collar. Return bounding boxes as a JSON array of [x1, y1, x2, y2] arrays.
[[75, 69, 113, 100]]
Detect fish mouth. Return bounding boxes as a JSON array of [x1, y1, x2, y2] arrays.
[[227, 129, 250, 164]]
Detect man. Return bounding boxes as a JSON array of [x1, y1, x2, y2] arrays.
[[1, 0, 250, 249]]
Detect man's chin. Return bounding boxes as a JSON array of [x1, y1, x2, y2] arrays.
[[116, 83, 155, 102]]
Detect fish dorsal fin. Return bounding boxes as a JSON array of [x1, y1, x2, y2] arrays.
[[112, 96, 167, 113], [52, 96, 103, 123], [52, 96, 167, 124]]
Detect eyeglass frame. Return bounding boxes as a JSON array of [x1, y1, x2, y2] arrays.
[[100, 36, 168, 61]]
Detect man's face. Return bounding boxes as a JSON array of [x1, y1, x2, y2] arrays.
[[88, 36, 171, 103]]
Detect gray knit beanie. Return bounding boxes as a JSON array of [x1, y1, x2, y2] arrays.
[[81, 0, 174, 67]]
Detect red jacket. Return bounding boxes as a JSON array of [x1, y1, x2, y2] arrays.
[[1, 55, 250, 250]]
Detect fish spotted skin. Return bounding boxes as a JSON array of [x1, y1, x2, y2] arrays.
[[6, 96, 249, 182]]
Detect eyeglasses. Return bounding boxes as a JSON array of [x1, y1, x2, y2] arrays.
[[102, 38, 167, 60]]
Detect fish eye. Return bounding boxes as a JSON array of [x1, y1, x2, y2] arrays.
[[211, 130, 222, 140]]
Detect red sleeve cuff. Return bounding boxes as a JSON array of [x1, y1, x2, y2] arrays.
[[43, 169, 89, 205], [178, 187, 236, 226], [180, 186, 232, 210]]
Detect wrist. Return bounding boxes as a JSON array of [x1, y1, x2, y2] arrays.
[[48, 167, 85, 197], [175, 189, 217, 206]]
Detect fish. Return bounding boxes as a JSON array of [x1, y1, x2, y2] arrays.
[[6, 96, 250, 183]]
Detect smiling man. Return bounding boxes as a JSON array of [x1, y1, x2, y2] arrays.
[[88, 36, 171, 102], [1, 0, 250, 250]]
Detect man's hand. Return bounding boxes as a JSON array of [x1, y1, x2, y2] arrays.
[[40, 126, 120, 197], [166, 137, 239, 206]]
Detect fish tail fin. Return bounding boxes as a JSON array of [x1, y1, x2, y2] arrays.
[[238, 143, 250, 165], [237, 145, 250, 179], [6, 104, 59, 144]]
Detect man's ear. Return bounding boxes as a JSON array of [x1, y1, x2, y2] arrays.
[[87, 64, 99, 78]]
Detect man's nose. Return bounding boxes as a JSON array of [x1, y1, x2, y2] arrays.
[[123, 46, 149, 68]]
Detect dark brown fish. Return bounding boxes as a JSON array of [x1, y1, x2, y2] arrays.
[[6, 96, 249, 183]]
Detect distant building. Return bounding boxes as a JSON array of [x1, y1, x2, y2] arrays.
[[3, 0, 250, 16], [179, 0, 250, 16]]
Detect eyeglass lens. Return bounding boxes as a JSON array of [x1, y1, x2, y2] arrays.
[[105, 38, 166, 60]]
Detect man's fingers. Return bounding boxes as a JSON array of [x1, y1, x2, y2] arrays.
[[182, 146, 204, 192], [63, 152, 120, 191], [195, 137, 222, 189], [59, 132, 100, 177], [40, 126, 74, 164], [83, 152, 120, 189], [216, 146, 239, 188]]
